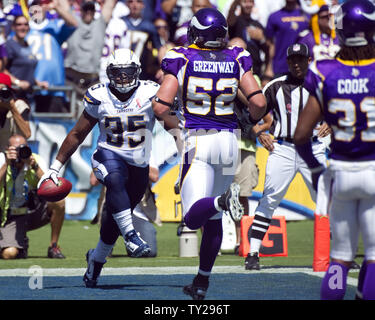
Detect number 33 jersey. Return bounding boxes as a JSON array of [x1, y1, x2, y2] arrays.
[[83, 81, 159, 167], [161, 44, 253, 130], [305, 58, 375, 161]]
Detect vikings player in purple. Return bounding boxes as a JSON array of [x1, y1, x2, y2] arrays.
[[152, 8, 266, 300], [294, 0, 375, 300]]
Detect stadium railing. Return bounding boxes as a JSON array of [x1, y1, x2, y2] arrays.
[[31, 85, 78, 119]]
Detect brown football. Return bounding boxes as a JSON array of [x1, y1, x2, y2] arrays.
[[37, 177, 72, 202]]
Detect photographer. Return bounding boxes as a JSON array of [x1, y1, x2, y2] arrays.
[[0, 73, 31, 152], [0, 134, 66, 259]]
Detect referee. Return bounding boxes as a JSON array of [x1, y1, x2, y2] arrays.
[[245, 43, 331, 270]]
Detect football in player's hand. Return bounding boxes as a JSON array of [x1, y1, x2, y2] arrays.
[[37, 177, 72, 202]]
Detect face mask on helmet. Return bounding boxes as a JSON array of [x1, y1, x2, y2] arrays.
[[106, 49, 142, 94], [335, 0, 375, 47], [107, 63, 141, 93], [187, 8, 228, 49]]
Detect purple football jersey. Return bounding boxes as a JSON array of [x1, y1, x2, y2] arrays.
[[265, 8, 309, 75], [161, 45, 253, 130], [297, 30, 340, 61], [305, 58, 375, 161]]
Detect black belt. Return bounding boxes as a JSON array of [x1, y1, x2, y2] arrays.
[[277, 136, 319, 144]]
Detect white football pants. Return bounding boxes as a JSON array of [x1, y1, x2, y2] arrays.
[[179, 130, 239, 220], [255, 140, 327, 219], [327, 159, 375, 261]]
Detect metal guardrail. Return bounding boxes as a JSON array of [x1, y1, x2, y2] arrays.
[[31, 85, 78, 119]]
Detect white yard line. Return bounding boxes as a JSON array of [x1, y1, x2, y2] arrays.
[[0, 265, 359, 286]]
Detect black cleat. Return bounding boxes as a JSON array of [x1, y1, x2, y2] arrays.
[[183, 277, 209, 300], [218, 183, 244, 222], [83, 249, 105, 288], [245, 252, 260, 270]]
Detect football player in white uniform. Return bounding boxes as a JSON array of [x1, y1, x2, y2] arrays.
[[38, 48, 159, 288]]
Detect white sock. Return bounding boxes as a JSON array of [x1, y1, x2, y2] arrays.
[[214, 196, 222, 211], [92, 239, 113, 263], [112, 209, 133, 238], [250, 238, 262, 254]]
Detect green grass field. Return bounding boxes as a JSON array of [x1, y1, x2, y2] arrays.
[[0, 218, 364, 274]]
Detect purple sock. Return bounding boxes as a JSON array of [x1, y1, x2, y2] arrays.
[[184, 197, 218, 230], [320, 261, 349, 300], [198, 219, 223, 275], [363, 263, 375, 300]]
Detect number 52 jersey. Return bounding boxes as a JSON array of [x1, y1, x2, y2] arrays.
[[83, 81, 159, 167], [161, 44, 253, 130]]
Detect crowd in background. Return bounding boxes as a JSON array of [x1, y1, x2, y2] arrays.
[[0, 0, 351, 119]]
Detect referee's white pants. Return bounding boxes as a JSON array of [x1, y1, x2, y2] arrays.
[[255, 140, 327, 219], [179, 130, 239, 220]]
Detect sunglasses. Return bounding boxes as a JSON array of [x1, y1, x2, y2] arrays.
[[155, 25, 168, 30], [318, 14, 331, 19]]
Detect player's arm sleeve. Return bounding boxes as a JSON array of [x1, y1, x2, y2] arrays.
[[235, 48, 253, 78], [83, 87, 101, 119], [304, 62, 324, 108], [160, 48, 187, 78]]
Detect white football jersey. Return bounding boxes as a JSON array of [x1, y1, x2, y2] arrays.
[[99, 18, 128, 83], [84, 80, 159, 167]]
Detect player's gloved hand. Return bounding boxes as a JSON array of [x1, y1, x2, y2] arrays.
[[311, 165, 325, 191], [37, 160, 63, 188]]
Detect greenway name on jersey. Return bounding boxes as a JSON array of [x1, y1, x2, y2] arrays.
[[83, 80, 159, 167], [193, 61, 235, 73]]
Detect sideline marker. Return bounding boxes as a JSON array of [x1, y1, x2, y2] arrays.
[[239, 216, 288, 257], [313, 213, 330, 272]]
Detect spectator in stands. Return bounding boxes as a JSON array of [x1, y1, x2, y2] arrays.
[[28, 0, 78, 113], [264, 0, 309, 80], [99, 8, 128, 83], [122, 0, 161, 81], [65, 0, 117, 104], [297, 4, 340, 61], [4, 15, 48, 102], [0, 134, 66, 259], [154, 17, 175, 83], [0, 73, 31, 152], [227, 0, 268, 78], [161, 0, 193, 41], [173, 0, 211, 46]]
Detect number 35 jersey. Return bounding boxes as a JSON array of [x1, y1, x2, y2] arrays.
[[161, 44, 253, 130], [305, 58, 375, 161], [83, 81, 159, 167]]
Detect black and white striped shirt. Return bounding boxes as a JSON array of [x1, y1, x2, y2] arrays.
[[263, 74, 309, 141]]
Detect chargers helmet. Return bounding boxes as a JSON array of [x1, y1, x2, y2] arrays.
[[187, 8, 228, 49], [106, 49, 142, 94], [335, 0, 375, 47]]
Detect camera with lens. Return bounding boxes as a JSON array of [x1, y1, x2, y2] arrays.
[[0, 87, 13, 102], [15, 144, 32, 163]]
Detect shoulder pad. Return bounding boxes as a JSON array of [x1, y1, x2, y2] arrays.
[[84, 83, 105, 105]]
